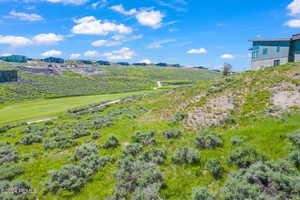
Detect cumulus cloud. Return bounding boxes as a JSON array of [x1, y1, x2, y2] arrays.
[[33, 33, 64, 45], [110, 5, 164, 29], [84, 50, 98, 57], [70, 53, 81, 59], [287, 0, 300, 16], [285, 19, 300, 27], [8, 10, 44, 21], [71, 16, 132, 35], [220, 54, 235, 59], [41, 50, 62, 57], [0, 53, 12, 57], [187, 48, 207, 54], [136, 10, 164, 29], [0, 35, 32, 47], [139, 59, 152, 64], [102, 47, 136, 60], [91, 40, 121, 47], [110, 5, 137, 15]]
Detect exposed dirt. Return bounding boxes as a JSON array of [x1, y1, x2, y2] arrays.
[[272, 90, 300, 111], [186, 95, 234, 129]]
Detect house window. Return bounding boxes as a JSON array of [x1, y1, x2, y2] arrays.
[[274, 59, 280, 66], [263, 48, 268, 55], [276, 46, 280, 53], [252, 46, 259, 59]]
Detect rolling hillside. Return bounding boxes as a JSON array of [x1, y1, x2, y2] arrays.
[[1, 63, 300, 199], [0, 62, 219, 104]]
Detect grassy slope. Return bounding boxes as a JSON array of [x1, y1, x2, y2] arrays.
[[0, 63, 219, 104], [0, 90, 153, 126], [1, 63, 300, 199]]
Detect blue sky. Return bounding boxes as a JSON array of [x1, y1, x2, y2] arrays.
[[0, 0, 299, 71]]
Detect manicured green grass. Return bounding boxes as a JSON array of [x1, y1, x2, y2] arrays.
[[0, 90, 152, 126]]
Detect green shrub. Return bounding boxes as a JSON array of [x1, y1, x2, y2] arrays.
[[168, 112, 187, 125], [288, 150, 300, 168], [205, 158, 224, 179], [172, 147, 200, 164], [0, 142, 19, 165], [122, 143, 143, 157], [74, 143, 98, 160], [91, 132, 101, 140], [132, 131, 156, 146], [138, 148, 166, 165], [0, 164, 24, 180], [163, 130, 182, 139], [92, 116, 113, 129], [195, 134, 223, 149], [113, 159, 163, 199], [44, 136, 78, 150], [79, 154, 113, 176], [230, 136, 244, 146], [192, 187, 214, 200], [19, 134, 43, 145], [72, 130, 90, 139], [288, 131, 300, 148], [103, 135, 120, 149], [222, 161, 300, 200], [0, 180, 34, 200], [227, 147, 265, 168]]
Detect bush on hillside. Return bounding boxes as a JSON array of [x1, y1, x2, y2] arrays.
[[0, 164, 24, 180], [113, 159, 163, 199], [72, 130, 90, 139], [44, 136, 77, 150], [103, 135, 120, 149], [79, 154, 113, 176], [74, 143, 98, 160], [0, 142, 19, 165], [19, 134, 43, 145], [168, 112, 187, 125], [163, 130, 182, 139], [195, 134, 223, 149], [91, 132, 101, 140], [227, 146, 265, 168], [288, 150, 300, 168], [205, 158, 224, 179], [92, 116, 114, 129], [230, 136, 244, 146], [192, 187, 214, 200], [138, 148, 166, 165], [222, 161, 300, 200], [172, 147, 200, 165], [288, 131, 300, 148], [132, 131, 156, 146], [122, 143, 143, 157], [0, 180, 34, 200]]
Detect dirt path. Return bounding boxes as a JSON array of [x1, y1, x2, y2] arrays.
[[27, 99, 122, 124]]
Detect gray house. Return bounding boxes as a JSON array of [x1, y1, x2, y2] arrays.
[[249, 34, 300, 70]]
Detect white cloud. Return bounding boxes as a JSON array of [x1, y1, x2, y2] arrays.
[[220, 54, 235, 59], [0, 53, 12, 57], [41, 50, 62, 57], [92, 0, 107, 9], [136, 10, 164, 29], [187, 48, 207, 54], [0, 35, 32, 47], [8, 10, 44, 21], [285, 19, 300, 27], [139, 59, 152, 64], [72, 16, 132, 35], [84, 50, 98, 57], [45, 0, 89, 5], [102, 47, 136, 60], [148, 39, 175, 48], [70, 53, 81, 59], [110, 5, 137, 15], [287, 0, 300, 16], [91, 40, 122, 47], [33, 33, 64, 45]]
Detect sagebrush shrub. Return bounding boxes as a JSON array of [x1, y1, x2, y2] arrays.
[[172, 147, 200, 164], [222, 161, 300, 200], [44, 136, 77, 150], [138, 148, 166, 165], [227, 146, 265, 168], [122, 143, 143, 157], [0, 180, 34, 199], [74, 143, 98, 160], [163, 130, 182, 139], [103, 135, 120, 149], [19, 134, 43, 145], [91, 132, 101, 140], [0, 164, 24, 180], [288, 131, 300, 148], [192, 187, 214, 200], [205, 158, 224, 179], [72, 130, 90, 139], [230, 136, 244, 146], [132, 131, 156, 146], [195, 134, 223, 149], [288, 150, 300, 168], [0, 142, 19, 165]]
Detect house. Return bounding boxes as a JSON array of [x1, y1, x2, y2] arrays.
[[0, 55, 27, 63], [249, 34, 300, 70], [42, 57, 64, 64]]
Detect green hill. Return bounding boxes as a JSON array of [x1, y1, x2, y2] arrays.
[[1, 63, 300, 199], [0, 63, 219, 104]]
